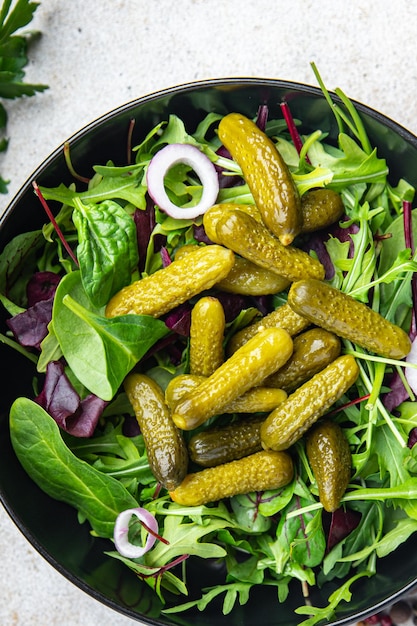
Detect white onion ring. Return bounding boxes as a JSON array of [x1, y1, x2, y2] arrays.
[[405, 336, 417, 395], [146, 143, 219, 219], [113, 507, 159, 558]]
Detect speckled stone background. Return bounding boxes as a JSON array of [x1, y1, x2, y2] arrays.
[[2, 1, 417, 624]]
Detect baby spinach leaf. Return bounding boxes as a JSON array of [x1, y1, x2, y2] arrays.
[[52, 271, 169, 400], [72, 198, 139, 307], [9, 397, 138, 538]]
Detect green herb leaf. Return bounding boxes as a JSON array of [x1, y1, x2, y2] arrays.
[[9, 397, 138, 538], [52, 271, 169, 400], [73, 198, 139, 307]]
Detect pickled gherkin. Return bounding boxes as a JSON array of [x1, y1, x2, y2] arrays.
[[169, 449, 294, 506], [227, 302, 310, 355], [264, 328, 341, 392], [105, 244, 234, 318], [188, 415, 265, 467], [203, 203, 263, 244], [260, 355, 359, 451], [189, 296, 225, 376], [165, 373, 287, 414], [216, 256, 290, 296], [218, 112, 303, 245], [124, 374, 188, 490], [171, 327, 293, 430], [306, 420, 352, 512], [288, 278, 411, 360], [300, 188, 345, 233], [214, 208, 325, 283]]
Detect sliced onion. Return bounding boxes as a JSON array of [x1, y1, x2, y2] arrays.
[[146, 143, 219, 219], [113, 507, 159, 559], [405, 335, 417, 395]]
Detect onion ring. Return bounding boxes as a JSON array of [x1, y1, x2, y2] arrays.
[[146, 143, 219, 219]]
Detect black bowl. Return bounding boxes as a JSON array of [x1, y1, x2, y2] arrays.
[[1, 78, 417, 626]]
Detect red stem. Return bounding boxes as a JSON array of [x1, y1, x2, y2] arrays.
[[280, 101, 311, 164], [326, 393, 371, 417], [32, 181, 79, 266], [140, 519, 170, 545]]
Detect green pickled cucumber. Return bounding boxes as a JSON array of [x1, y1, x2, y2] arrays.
[[171, 327, 293, 430], [306, 420, 352, 512], [217, 256, 290, 296], [165, 373, 287, 414], [188, 415, 265, 467], [227, 302, 310, 355], [189, 296, 225, 376], [124, 373, 188, 490], [265, 328, 341, 392], [203, 203, 263, 244], [214, 208, 325, 283], [169, 449, 294, 506], [300, 188, 345, 233], [288, 278, 411, 359], [105, 244, 234, 317], [218, 113, 303, 246], [260, 354, 359, 451]]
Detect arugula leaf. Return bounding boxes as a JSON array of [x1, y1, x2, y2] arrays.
[[39, 171, 148, 208], [295, 570, 373, 626]]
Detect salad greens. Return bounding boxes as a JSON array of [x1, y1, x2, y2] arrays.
[[2, 70, 417, 626]]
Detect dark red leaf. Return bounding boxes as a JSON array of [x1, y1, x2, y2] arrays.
[[7, 296, 54, 349], [326, 507, 361, 552], [26, 271, 61, 306], [35, 361, 107, 437]]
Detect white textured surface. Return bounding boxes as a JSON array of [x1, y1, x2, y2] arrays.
[[2, 0, 417, 624]]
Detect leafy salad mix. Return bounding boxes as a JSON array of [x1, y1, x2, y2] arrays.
[[2, 68, 417, 625]]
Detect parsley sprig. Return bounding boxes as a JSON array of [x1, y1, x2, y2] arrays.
[[0, 0, 48, 192]]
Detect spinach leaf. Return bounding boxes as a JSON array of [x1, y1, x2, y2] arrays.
[[72, 198, 139, 307], [9, 397, 138, 538], [52, 271, 169, 400]]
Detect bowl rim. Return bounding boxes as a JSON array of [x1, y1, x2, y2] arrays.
[[3, 75, 417, 224], [2, 75, 417, 626]]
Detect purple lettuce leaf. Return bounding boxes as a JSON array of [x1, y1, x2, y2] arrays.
[[164, 302, 192, 336], [408, 427, 417, 448], [326, 507, 362, 552], [7, 296, 54, 349], [134, 197, 167, 273], [255, 103, 269, 132], [26, 271, 61, 307], [382, 372, 410, 413], [301, 217, 358, 280], [193, 223, 213, 245], [35, 360, 107, 437]]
